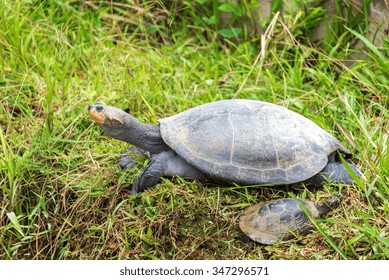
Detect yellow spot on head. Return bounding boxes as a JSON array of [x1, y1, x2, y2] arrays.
[[89, 108, 105, 124]]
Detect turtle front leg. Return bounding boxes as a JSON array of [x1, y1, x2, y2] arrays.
[[119, 146, 150, 169], [131, 157, 164, 195], [131, 150, 207, 195]]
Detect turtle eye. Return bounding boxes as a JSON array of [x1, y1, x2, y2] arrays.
[[95, 104, 104, 113]]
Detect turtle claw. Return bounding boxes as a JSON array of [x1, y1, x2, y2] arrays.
[[119, 155, 137, 169], [119, 146, 149, 169]]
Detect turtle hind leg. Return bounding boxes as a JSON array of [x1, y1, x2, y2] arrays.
[[308, 161, 361, 187], [119, 146, 149, 169]]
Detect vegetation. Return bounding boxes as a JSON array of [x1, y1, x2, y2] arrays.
[[0, 0, 388, 260]]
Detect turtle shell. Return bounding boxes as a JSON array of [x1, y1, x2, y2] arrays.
[[238, 198, 319, 244], [159, 99, 350, 185]]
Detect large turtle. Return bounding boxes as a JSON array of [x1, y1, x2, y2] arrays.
[[88, 99, 360, 243]]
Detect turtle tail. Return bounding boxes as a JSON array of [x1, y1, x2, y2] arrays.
[[308, 161, 361, 187]]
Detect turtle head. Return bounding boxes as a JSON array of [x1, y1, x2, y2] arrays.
[[316, 193, 343, 216], [325, 193, 343, 206], [88, 104, 127, 137], [88, 104, 167, 152]]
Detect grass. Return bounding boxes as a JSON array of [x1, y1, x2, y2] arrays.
[[0, 0, 388, 260]]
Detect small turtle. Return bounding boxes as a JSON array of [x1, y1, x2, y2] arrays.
[[88, 99, 359, 242], [239, 194, 343, 244]]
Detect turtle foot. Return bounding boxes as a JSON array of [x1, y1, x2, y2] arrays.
[[119, 146, 149, 169]]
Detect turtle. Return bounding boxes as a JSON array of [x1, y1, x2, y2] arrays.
[[239, 193, 343, 244], [88, 99, 360, 243]]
